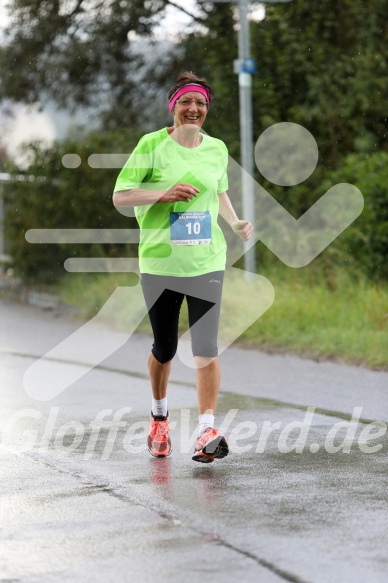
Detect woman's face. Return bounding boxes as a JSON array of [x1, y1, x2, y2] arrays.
[[173, 91, 208, 130]]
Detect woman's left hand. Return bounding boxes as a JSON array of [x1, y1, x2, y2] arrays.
[[232, 220, 253, 241]]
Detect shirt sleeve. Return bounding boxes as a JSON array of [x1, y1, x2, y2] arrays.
[[114, 135, 153, 192], [217, 142, 229, 194]]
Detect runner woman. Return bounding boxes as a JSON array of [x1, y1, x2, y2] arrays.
[[113, 71, 253, 463]]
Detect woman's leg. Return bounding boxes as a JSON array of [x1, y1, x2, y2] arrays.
[[187, 274, 229, 462], [186, 271, 224, 417], [141, 274, 184, 404], [148, 353, 171, 400], [141, 274, 184, 457], [194, 355, 220, 415]]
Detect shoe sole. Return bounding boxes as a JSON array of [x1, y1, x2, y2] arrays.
[[192, 435, 229, 463], [148, 439, 172, 458], [148, 446, 172, 458], [192, 452, 215, 463]]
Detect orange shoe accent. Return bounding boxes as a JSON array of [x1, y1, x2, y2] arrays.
[[148, 413, 172, 458], [192, 428, 228, 463]]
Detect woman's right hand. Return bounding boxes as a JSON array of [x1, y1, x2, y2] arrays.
[[159, 183, 200, 203]]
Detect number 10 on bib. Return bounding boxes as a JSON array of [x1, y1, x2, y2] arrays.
[[170, 211, 212, 245]]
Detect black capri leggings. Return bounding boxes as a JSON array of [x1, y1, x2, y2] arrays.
[[141, 271, 224, 364]]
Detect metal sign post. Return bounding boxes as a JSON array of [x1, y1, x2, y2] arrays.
[[206, 0, 293, 275], [236, 0, 255, 274]]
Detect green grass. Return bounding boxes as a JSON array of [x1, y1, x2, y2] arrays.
[[238, 265, 388, 369], [56, 265, 388, 370]]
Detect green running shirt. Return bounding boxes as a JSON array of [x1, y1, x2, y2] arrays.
[[114, 127, 229, 276]]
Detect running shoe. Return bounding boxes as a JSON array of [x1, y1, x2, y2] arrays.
[[148, 412, 172, 458], [192, 428, 229, 463]]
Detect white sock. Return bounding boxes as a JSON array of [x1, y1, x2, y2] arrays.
[[152, 397, 168, 418], [198, 413, 215, 436]]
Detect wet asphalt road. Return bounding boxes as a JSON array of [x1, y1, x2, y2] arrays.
[[0, 298, 387, 583]]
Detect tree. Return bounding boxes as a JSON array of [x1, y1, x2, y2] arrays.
[[2, 0, 387, 160], [3, 0, 388, 279], [0, 0, 204, 129], [250, 0, 388, 167], [149, 2, 240, 157], [0, 143, 10, 171], [321, 151, 388, 281], [4, 129, 142, 283]]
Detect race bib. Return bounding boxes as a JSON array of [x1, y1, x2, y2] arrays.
[[170, 211, 212, 245]]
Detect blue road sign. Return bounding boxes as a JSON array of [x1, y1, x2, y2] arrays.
[[242, 58, 256, 74]]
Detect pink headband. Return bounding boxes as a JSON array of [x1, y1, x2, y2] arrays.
[[168, 83, 210, 113]]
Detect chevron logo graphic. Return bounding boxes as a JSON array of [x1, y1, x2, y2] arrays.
[[23, 123, 363, 400]]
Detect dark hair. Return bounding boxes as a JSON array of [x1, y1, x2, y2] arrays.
[[168, 71, 213, 103]]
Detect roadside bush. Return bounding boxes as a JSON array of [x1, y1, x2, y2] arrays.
[[318, 152, 388, 281], [4, 129, 142, 284]]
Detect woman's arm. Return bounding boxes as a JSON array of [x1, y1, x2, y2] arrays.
[[218, 192, 253, 241], [113, 188, 164, 207], [112, 183, 200, 208]]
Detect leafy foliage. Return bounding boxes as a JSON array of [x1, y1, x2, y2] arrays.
[[0, 0, 177, 128], [1, 0, 388, 280], [321, 152, 388, 280], [250, 0, 388, 168], [4, 130, 141, 283]]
